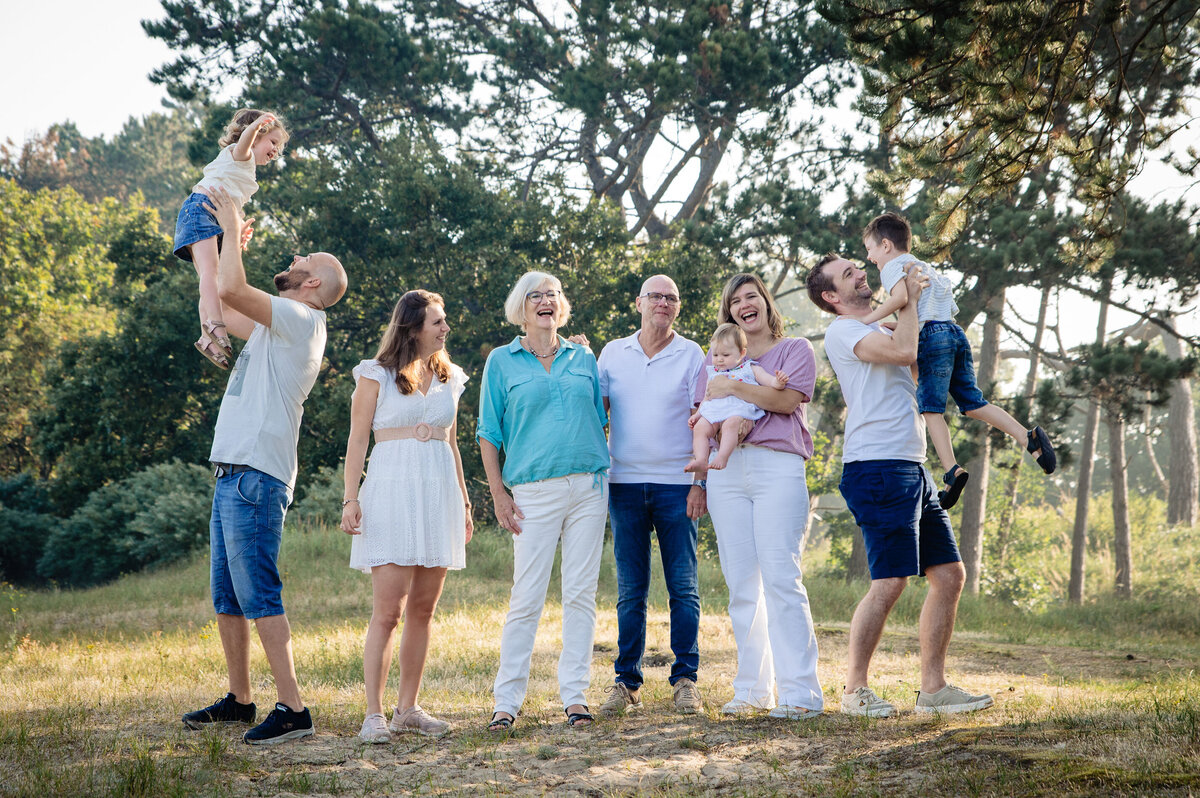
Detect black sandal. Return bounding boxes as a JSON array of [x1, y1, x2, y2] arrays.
[[565, 706, 593, 728], [938, 465, 970, 510], [488, 711, 514, 732], [1026, 426, 1057, 474]]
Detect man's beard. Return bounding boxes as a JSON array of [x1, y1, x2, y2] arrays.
[[274, 268, 306, 292]]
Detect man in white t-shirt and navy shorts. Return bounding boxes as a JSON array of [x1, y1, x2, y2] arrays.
[[180, 187, 347, 745], [806, 253, 993, 719], [596, 275, 707, 717]]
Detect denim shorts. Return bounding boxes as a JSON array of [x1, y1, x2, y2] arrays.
[[839, 459, 960, 579], [916, 321, 988, 415], [173, 192, 225, 262], [210, 468, 292, 619]]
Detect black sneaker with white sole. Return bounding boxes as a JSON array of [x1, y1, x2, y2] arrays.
[[182, 693, 256, 729], [243, 703, 314, 745]]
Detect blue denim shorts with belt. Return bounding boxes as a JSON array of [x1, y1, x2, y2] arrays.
[[210, 465, 292, 619]]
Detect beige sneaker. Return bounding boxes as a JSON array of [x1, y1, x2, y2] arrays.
[[840, 686, 896, 718], [915, 684, 993, 715], [673, 678, 703, 715], [598, 683, 642, 717], [359, 712, 390, 744], [389, 705, 451, 737]]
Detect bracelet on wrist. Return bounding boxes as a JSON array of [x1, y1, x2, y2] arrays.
[[341, 498, 360, 508]]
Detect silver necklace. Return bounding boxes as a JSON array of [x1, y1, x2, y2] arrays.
[[523, 338, 559, 358]]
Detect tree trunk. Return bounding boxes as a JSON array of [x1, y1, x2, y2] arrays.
[[998, 284, 1052, 569], [847, 529, 869, 583], [1069, 279, 1111, 604], [1161, 312, 1199, 527], [1108, 411, 1133, 598], [958, 291, 1005, 595]]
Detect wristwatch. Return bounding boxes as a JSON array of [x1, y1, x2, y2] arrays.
[[692, 479, 707, 490]]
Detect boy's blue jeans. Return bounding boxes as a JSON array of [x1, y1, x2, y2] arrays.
[[609, 482, 700, 689], [916, 321, 988, 415]]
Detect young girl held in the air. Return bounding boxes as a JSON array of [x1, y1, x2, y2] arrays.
[[172, 108, 289, 369]]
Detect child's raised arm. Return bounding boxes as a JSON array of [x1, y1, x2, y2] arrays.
[[750, 364, 789, 390], [861, 278, 909, 326], [232, 113, 277, 162]]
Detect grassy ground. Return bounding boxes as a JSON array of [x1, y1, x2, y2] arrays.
[[2, 520, 1199, 797]]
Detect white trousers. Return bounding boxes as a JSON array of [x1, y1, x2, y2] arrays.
[[707, 445, 823, 710], [492, 473, 608, 716]]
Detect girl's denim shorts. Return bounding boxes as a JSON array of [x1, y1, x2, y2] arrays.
[[172, 192, 225, 262]]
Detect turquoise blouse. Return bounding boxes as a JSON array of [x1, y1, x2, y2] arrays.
[[476, 336, 609, 488]]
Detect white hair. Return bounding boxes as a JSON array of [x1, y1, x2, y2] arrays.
[[503, 271, 571, 329]]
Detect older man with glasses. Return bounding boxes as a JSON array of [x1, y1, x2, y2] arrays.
[[596, 274, 707, 717]]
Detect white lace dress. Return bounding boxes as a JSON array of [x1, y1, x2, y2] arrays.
[[350, 359, 469, 571]]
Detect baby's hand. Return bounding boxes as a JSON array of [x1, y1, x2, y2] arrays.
[[775, 369, 789, 388], [688, 411, 701, 429], [239, 217, 255, 250], [252, 113, 277, 130]]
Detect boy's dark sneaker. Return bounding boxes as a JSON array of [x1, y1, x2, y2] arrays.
[[182, 693, 256, 729], [243, 703, 314, 745]]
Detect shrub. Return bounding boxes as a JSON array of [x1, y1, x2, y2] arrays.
[[37, 460, 213, 588], [289, 465, 344, 526], [0, 474, 55, 584]]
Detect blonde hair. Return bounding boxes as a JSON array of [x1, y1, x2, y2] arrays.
[[218, 108, 290, 153], [503, 271, 571, 329], [710, 322, 747, 352]]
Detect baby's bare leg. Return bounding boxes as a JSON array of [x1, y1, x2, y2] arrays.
[[709, 417, 749, 470], [685, 418, 716, 473]]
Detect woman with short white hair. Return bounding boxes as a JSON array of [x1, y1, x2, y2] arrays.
[[477, 271, 609, 731]]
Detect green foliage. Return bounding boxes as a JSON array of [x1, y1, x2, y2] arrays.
[[0, 179, 135, 474], [0, 475, 54, 585], [821, 0, 1200, 241], [37, 461, 214, 589], [1065, 341, 1197, 419], [289, 465, 344, 526]]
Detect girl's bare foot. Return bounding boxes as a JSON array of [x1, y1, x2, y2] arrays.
[[708, 454, 729, 470], [684, 458, 708, 473]]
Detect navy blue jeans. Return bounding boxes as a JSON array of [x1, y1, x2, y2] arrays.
[[609, 482, 700, 689]]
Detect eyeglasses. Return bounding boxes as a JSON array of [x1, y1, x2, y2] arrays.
[[526, 290, 561, 303], [641, 292, 680, 306]]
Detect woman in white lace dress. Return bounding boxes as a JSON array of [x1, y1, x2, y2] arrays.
[[340, 290, 473, 743]]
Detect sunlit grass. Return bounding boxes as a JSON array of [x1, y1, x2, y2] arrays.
[[3, 519, 1200, 796]]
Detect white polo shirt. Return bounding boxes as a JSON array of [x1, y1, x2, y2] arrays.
[[598, 330, 704, 485]]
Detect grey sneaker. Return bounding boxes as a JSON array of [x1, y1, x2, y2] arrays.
[[598, 683, 642, 717], [389, 705, 451, 737], [673, 678, 703, 714], [359, 713, 390, 744], [915, 683, 994, 714], [840, 686, 896, 718], [768, 704, 822, 720]]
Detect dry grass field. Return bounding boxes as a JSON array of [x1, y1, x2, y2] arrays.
[[2, 521, 1199, 797]]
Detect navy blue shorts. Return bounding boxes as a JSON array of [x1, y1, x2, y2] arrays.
[[916, 321, 988, 415], [172, 192, 225, 262], [839, 459, 961, 579]]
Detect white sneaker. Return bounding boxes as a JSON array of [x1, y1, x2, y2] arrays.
[[840, 686, 896, 718], [359, 713, 390, 744], [915, 684, 993, 714], [720, 699, 764, 716], [768, 704, 822, 720]]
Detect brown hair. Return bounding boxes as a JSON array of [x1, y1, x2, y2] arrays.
[[806, 253, 841, 314], [218, 108, 290, 152], [863, 211, 911, 251], [374, 290, 452, 395], [710, 322, 748, 352], [717, 273, 786, 339]]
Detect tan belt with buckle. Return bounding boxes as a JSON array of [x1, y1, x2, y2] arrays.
[[374, 424, 450, 443]]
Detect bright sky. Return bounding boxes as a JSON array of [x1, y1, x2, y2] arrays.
[[3, 0, 1196, 347]]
